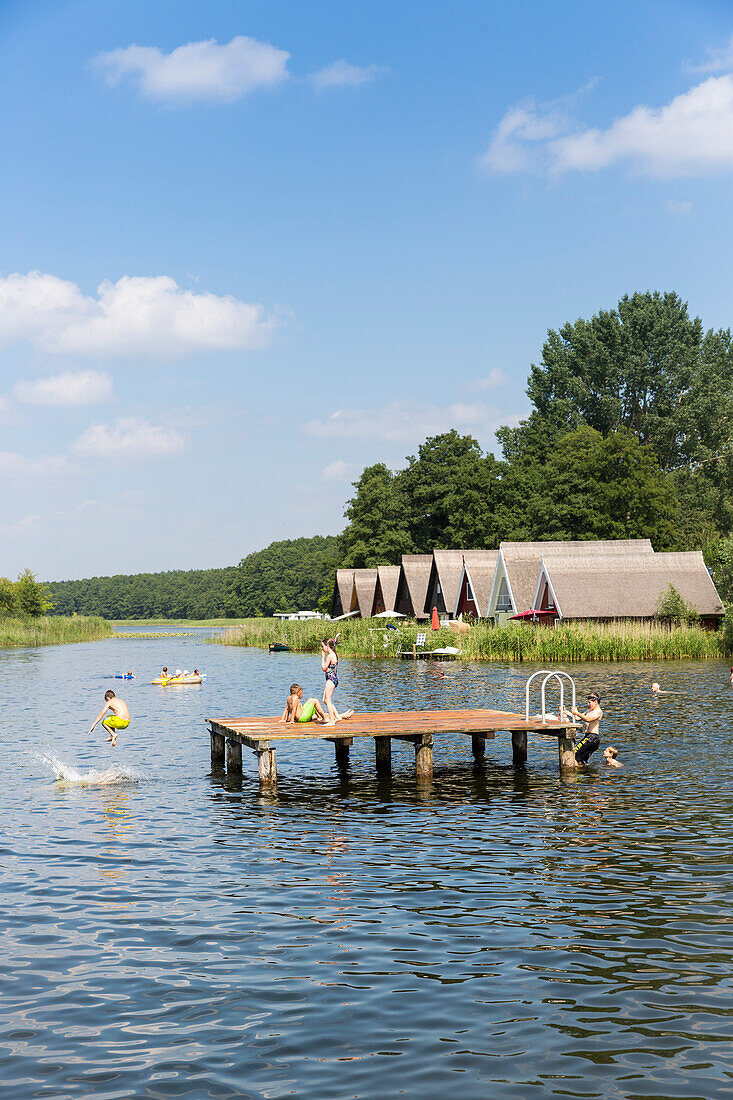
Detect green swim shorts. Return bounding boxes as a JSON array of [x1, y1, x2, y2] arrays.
[[297, 699, 316, 723], [103, 716, 130, 730]]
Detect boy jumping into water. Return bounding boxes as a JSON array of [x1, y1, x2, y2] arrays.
[[281, 683, 329, 724], [89, 690, 130, 747], [570, 693, 603, 764]]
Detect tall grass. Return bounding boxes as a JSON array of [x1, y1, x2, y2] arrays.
[[215, 617, 730, 662], [0, 616, 113, 648]]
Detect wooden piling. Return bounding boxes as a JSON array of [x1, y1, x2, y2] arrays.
[[414, 733, 433, 779], [375, 736, 392, 776], [511, 730, 528, 767], [558, 732, 577, 772], [210, 730, 225, 769], [257, 745, 277, 785], [471, 733, 486, 760], [333, 737, 352, 768], [226, 738, 242, 774]]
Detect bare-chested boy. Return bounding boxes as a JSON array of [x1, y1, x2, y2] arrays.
[[89, 690, 130, 747], [570, 692, 603, 764], [281, 683, 329, 725]]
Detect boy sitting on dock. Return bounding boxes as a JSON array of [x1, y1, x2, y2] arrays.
[[88, 690, 130, 747], [282, 683, 329, 725]]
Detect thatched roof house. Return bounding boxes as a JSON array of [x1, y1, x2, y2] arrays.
[[330, 569, 355, 618], [372, 565, 401, 615], [535, 550, 724, 626], [395, 554, 433, 619], [353, 568, 379, 618], [488, 539, 654, 618], [424, 549, 500, 617], [454, 551, 500, 617]]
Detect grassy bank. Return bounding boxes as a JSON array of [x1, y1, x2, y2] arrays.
[[112, 618, 250, 628], [215, 617, 731, 662], [0, 616, 114, 648]]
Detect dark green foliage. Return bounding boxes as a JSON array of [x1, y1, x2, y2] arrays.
[[341, 464, 413, 567], [45, 567, 240, 620], [525, 291, 703, 470], [234, 536, 341, 616], [655, 585, 700, 626], [0, 569, 52, 619], [400, 431, 502, 551], [506, 427, 680, 547]]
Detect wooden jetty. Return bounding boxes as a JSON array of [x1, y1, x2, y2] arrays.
[[206, 708, 579, 787]]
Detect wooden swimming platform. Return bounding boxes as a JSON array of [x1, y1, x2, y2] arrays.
[[206, 708, 579, 787]]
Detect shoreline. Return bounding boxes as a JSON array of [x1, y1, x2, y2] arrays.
[[0, 616, 113, 648], [212, 617, 731, 663]]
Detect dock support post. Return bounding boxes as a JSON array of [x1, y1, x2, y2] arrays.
[[210, 729, 225, 769], [415, 734, 433, 780], [375, 736, 392, 777], [226, 739, 242, 774], [511, 731, 528, 767], [257, 745, 277, 786], [471, 734, 486, 761], [334, 737, 352, 769], [558, 732, 577, 772]]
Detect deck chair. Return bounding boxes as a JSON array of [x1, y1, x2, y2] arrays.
[[413, 632, 426, 659]]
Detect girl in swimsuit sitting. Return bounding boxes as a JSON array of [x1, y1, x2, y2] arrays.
[[321, 638, 353, 724]]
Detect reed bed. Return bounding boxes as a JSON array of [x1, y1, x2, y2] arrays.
[[0, 616, 114, 648], [215, 617, 730, 661]]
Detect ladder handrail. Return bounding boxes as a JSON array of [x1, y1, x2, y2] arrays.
[[525, 669, 577, 722]]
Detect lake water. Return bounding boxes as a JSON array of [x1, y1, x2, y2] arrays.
[[1, 629, 732, 1099]]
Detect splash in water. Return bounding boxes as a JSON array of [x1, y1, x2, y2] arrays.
[[41, 753, 141, 786]]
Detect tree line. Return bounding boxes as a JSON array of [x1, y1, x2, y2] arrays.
[[39, 290, 733, 618]]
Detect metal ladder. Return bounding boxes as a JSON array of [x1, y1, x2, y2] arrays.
[[525, 670, 578, 723]]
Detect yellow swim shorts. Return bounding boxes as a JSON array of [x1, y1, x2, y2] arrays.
[[103, 716, 130, 730]]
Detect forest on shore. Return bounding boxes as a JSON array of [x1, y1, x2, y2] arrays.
[[42, 291, 733, 618]]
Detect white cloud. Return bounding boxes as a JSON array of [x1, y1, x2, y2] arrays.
[[664, 199, 692, 214], [3, 514, 40, 537], [310, 61, 385, 89], [95, 35, 290, 102], [74, 416, 186, 459], [14, 369, 113, 406], [0, 272, 273, 358], [684, 35, 733, 74], [322, 459, 350, 481], [483, 74, 733, 178], [305, 400, 496, 443], [0, 451, 72, 477], [481, 103, 569, 173], [472, 368, 507, 391]]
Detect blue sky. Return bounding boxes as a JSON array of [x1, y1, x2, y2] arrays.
[[2, 0, 733, 580]]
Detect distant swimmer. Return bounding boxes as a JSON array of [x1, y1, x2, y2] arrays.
[[730, 668, 733, 686], [603, 746, 623, 768], [88, 690, 130, 748], [570, 693, 603, 764]]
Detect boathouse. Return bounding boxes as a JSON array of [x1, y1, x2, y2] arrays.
[[372, 565, 401, 615], [534, 550, 725, 627], [395, 554, 432, 619], [454, 551, 500, 618], [487, 539, 655, 620], [352, 568, 379, 618], [424, 550, 500, 619], [330, 569, 356, 618]]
